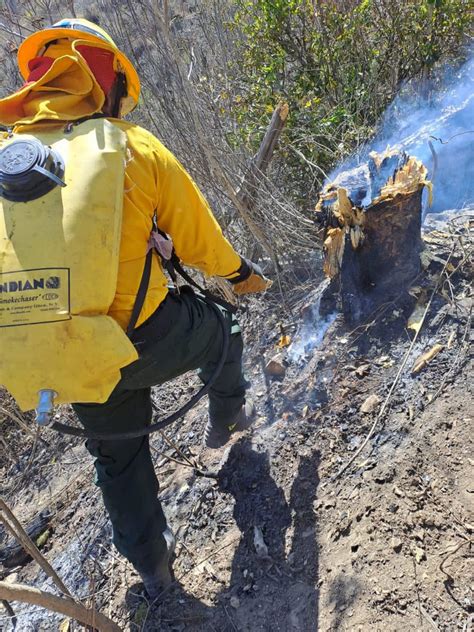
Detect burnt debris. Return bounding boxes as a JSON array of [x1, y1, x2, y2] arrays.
[[316, 150, 432, 326]]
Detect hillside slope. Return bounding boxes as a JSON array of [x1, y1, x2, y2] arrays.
[[0, 208, 472, 631]]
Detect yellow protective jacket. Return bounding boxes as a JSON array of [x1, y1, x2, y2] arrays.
[[108, 120, 242, 330]]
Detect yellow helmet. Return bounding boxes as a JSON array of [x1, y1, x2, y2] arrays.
[[17, 18, 140, 115]]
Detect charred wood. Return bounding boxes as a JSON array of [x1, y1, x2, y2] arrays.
[[316, 150, 432, 325]]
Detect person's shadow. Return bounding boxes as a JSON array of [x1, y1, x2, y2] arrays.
[[216, 436, 321, 631], [125, 435, 321, 631], [287, 447, 321, 630]]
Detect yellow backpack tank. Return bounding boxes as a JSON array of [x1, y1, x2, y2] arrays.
[[0, 118, 138, 414]]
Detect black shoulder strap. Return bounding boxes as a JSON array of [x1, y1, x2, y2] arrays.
[[126, 249, 153, 337], [64, 113, 106, 132]]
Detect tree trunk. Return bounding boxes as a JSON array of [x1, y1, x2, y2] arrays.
[[316, 150, 432, 325]]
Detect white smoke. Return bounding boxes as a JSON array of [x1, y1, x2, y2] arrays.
[[290, 54, 473, 361], [289, 291, 337, 363], [333, 54, 474, 212]]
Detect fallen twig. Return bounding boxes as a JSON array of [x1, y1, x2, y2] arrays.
[[412, 558, 423, 628], [224, 605, 239, 632], [429, 131, 474, 145], [0, 405, 49, 446], [430, 308, 471, 403], [0, 436, 14, 467], [0, 582, 121, 632], [156, 428, 218, 479], [176, 536, 240, 583], [439, 538, 472, 581], [420, 604, 440, 631], [1, 598, 17, 628], [0, 510, 52, 570], [0, 499, 71, 597]]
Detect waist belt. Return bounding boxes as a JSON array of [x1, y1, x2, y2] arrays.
[[126, 226, 236, 337]]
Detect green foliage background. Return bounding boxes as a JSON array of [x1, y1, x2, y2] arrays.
[[226, 0, 471, 204]]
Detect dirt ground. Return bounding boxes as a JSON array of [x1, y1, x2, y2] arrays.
[[1, 208, 472, 631]]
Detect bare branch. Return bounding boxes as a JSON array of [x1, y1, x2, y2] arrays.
[[0, 499, 71, 598], [0, 582, 122, 632]]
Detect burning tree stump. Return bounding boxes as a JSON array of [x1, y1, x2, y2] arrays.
[[316, 150, 432, 326]]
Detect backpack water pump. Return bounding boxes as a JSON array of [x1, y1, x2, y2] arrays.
[[0, 136, 65, 202]]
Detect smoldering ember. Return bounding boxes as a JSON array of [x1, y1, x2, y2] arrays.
[[0, 4, 472, 632]]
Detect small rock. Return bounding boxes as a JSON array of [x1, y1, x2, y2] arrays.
[[230, 596, 240, 609], [391, 537, 403, 553], [35, 529, 50, 548], [360, 394, 381, 414], [264, 354, 286, 377], [355, 364, 371, 377], [414, 546, 426, 563], [374, 466, 395, 484], [414, 529, 425, 541], [253, 526, 270, 559]]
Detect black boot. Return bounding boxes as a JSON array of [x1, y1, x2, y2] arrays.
[[138, 528, 176, 600], [204, 400, 256, 449]]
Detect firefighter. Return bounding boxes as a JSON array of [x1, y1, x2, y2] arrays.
[[0, 18, 269, 599]]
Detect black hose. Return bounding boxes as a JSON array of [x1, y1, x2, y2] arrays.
[[49, 299, 230, 441]]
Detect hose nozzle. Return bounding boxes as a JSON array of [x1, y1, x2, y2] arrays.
[[36, 389, 57, 426]]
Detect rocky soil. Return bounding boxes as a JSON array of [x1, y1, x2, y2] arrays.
[[1, 208, 472, 631]]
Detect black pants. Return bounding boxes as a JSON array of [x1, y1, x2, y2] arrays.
[[73, 289, 247, 574]]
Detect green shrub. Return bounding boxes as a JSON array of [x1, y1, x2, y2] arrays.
[[229, 0, 471, 204]]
